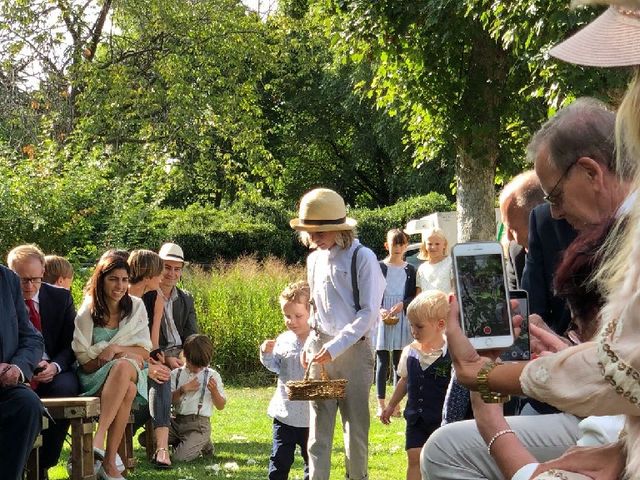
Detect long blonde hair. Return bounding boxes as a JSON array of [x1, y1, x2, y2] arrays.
[[595, 69, 640, 297]]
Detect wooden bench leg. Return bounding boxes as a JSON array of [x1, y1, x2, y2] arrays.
[[145, 419, 156, 461], [117, 415, 136, 475], [70, 418, 96, 480]]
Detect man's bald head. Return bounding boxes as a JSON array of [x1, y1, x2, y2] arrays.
[[499, 171, 544, 250]]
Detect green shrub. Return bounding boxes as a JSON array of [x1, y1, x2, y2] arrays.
[[353, 192, 454, 257], [182, 256, 306, 382], [152, 199, 307, 264]]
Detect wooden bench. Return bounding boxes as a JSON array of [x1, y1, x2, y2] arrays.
[[40, 397, 137, 479], [42, 397, 100, 480]]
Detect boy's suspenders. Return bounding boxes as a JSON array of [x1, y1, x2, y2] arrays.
[[351, 244, 363, 311], [310, 244, 364, 325], [175, 368, 211, 416]]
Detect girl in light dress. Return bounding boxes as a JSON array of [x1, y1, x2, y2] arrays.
[[375, 229, 417, 417], [415, 227, 452, 294]]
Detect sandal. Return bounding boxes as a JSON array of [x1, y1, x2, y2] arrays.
[[152, 448, 172, 469]]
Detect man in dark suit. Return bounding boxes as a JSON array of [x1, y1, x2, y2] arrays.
[[499, 170, 545, 290], [521, 204, 577, 335], [7, 245, 79, 479], [0, 264, 44, 480]]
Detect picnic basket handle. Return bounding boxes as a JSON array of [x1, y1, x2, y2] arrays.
[[303, 360, 329, 381]]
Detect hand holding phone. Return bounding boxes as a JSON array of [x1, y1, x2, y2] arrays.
[[452, 242, 514, 351], [500, 290, 530, 361]]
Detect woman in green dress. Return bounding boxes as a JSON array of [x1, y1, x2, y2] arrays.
[[72, 253, 152, 480]]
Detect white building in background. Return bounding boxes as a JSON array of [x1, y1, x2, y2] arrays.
[[405, 209, 503, 245]]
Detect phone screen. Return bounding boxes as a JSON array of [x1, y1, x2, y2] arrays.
[[500, 292, 530, 361], [456, 253, 511, 338]]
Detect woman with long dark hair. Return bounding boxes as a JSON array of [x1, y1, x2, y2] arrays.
[[72, 253, 152, 480]]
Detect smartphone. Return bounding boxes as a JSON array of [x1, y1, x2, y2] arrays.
[[500, 290, 530, 361], [451, 241, 514, 350], [33, 365, 46, 375]]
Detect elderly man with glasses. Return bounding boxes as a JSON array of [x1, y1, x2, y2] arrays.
[[7, 244, 79, 480], [524, 97, 633, 336]]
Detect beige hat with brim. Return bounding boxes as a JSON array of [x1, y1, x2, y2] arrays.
[[290, 188, 357, 232], [550, 4, 640, 67]]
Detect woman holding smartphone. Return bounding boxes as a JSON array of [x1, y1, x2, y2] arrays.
[[128, 250, 173, 469]]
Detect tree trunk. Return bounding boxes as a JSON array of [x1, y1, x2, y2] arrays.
[[456, 148, 496, 242], [454, 26, 506, 242]]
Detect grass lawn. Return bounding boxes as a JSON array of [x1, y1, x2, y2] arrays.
[[47, 386, 408, 479]]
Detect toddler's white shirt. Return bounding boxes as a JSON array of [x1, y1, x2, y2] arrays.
[[171, 366, 225, 417]]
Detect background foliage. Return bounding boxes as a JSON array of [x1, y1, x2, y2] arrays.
[[0, 0, 632, 256]]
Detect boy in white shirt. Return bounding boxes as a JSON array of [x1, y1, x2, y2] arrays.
[[170, 334, 226, 461], [260, 281, 312, 480]]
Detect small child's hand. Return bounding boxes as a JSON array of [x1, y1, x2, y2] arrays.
[[182, 377, 200, 393], [261, 339, 276, 354], [207, 377, 218, 394], [380, 308, 389, 319], [380, 406, 394, 425], [390, 302, 403, 316]]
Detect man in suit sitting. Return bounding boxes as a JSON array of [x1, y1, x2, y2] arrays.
[[0, 264, 44, 480], [498, 170, 545, 290], [8, 244, 79, 479]]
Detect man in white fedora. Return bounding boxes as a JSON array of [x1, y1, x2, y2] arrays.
[[144, 242, 198, 370], [291, 188, 385, 480]]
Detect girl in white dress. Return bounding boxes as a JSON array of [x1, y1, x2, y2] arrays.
[[416, 228, 452, 294]]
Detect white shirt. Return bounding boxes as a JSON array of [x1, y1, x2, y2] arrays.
[[307, 239, 386, 359], [161, 287, 183, 349], [171, 366, 226, 417], [416, 256, 452, 293], [260, 330, 310, 428]]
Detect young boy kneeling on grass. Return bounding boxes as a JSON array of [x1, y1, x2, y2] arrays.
[[170, 334, 226, 461], [260, 281, 312, 480], [380, 290, 451, 480]]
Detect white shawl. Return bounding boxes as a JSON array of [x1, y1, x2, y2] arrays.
[[72, 295, 152, 365]]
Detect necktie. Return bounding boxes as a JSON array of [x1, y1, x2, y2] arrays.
[[26, 299, 42, 390], [25, 299, 42, 332]]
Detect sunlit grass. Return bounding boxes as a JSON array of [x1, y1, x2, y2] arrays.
[[48, 387, 408, 479]]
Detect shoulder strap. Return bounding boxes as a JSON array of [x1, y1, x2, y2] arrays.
[[379, 261, 388, 278], [197, 368, 210, 415], [351, 244, 364, 311], [175, 368, 182, 390]]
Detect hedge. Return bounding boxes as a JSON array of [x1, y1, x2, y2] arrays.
[[148, 193, 453, 263]]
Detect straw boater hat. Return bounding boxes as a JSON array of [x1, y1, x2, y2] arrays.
[[290, 188, 357, 232], [550, 0, 640, 66]]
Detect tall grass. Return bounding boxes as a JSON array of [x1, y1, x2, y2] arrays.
[[183, 256, 306, 384]]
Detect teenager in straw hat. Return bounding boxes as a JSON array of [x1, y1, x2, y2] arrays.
[[291, 188, 385, 480], [432, 2, 640, 480]]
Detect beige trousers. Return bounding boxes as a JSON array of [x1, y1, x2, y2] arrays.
[[169, 414, 212, 461], [306, 332, 374, 480]]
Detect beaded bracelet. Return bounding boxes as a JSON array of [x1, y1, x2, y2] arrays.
[[487, 429, 516, 455]]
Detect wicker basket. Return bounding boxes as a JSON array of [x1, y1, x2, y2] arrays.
[[286, 362, 348, 401], [382, 315, 399, 326]]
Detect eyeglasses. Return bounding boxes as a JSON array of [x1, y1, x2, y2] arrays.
[[19, 277, 42, 286], [543, 161, 577, 206]]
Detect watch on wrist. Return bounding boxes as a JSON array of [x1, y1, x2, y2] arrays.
[[476, 360, 511, 404]]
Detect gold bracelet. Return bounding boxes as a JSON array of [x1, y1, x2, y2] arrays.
[[477, 360, 511, 403], [487, 429, 515, 455]]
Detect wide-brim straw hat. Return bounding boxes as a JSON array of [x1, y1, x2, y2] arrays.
[[290, 188, 357, 232], [550, 2, 640, 67]]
